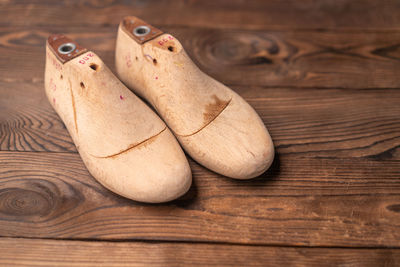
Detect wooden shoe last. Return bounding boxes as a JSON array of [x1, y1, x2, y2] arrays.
[[45, 34, 192, 203], [115, 17, 274, 179]]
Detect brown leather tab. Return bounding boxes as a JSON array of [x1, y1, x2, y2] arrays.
[[120, 16, 163, 44], [47, 34, 87, 63]]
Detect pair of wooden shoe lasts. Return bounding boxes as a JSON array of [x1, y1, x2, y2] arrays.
[[45, 16, 274, 203]]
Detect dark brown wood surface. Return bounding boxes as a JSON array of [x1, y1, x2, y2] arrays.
[[1, 238, 399, 267], [0, 0, 400, 266]]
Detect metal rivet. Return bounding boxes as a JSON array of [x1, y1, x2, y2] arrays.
[[133, 25, 151, 37], [58, 43, 76, 55]]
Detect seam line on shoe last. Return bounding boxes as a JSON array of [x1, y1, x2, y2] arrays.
[[90, 127, 167, 159], [175, 98, 232, 138]]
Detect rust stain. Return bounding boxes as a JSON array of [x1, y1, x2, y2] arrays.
[[68, 79, 78, 134], [203, 95, 231, 126], [177, 95, 231, 137], [92, 127, 166, 159]]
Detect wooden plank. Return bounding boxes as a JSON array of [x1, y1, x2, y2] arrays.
[[0, 151, 399, 247], [176, 29, 400, 89], [0, 81, 76, 152], [1, 81, 399, 158], [1, 0, 400, 30], [0, 0, 397, 262], [0, 238, 399, 267], [2, 27, 400, 89]]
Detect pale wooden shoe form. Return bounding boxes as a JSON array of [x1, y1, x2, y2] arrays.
[[45, 34, 192, 203], [115, 16, 275, 179]]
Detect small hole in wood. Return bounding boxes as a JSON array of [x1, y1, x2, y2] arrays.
[[135, 56, 138, 61], [137, 28, 146, 34], [153, 59, 157, 65], [80, 82, 85, 89], [60, 74, 63, 80], [168, 46, 174, 52], [89, 63, 99, 71]]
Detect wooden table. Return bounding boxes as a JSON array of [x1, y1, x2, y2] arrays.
[[1, 1, 400, 266]]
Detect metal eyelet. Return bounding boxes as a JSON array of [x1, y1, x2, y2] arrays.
[[58, 43, 76, 55], [133, 26, 151, 37]]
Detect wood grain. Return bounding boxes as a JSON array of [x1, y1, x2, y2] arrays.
[[2, 27, 400, 89], [1, 81, 399, 159], [1, 0, 400, 30], [0, 238, 399, 267], [1, 0, 400, 264], [177, 29, 400, 89], [0, 81, 75, 152], [0, 151, 399, 247]]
